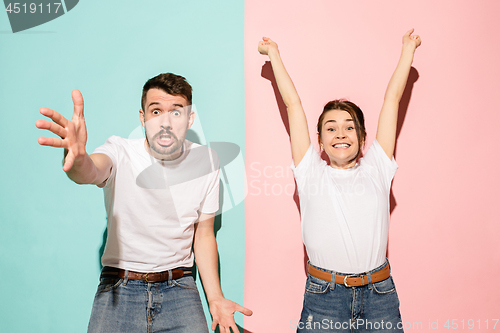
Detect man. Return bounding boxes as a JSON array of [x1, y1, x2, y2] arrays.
[[36, 73, 251, 333]]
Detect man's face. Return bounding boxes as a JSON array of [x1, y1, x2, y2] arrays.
[[140, 88, 194, 160]]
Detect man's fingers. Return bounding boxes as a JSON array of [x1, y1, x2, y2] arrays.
[[219, 322, 239, 333], [38, 136, 67, 148], [236, 305, 253, 316], [63, 151, 74, 172], [35, 119, 67, 138], [72, 89, 85, 120], [242, 307, 253, 316], [211, 320, 218, 331], [39, 107, 69, 127], [405, 28, 414, 37]]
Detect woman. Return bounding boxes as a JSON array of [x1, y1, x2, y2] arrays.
[[258, 30, 421, 332]]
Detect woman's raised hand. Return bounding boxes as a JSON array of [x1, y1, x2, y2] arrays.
[[258, 37, 279, 55], [403, 29, 421, 50]]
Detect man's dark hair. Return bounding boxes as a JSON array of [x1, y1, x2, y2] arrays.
[[141, 73, 192, 110]]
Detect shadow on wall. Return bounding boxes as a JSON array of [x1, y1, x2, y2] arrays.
[[387, 66, 419, 258], [261, 61, 420, 269], [261, 61, 300, 212], [261, 61, 308, 274], [390, 66, 419, 214]]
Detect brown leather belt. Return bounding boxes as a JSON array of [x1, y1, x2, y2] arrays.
[[307, 262, 390, 287], [101, 266, 192, 283]]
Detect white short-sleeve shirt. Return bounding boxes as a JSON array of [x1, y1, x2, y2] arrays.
[[93, 136, 220, 272], [291, 140, 398, 273]]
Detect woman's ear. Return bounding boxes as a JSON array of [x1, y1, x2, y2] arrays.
[[318, 135, 324, 151]]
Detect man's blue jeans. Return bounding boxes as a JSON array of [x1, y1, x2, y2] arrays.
[[87, 271, 209, 333], [296, 260, 404, 333]]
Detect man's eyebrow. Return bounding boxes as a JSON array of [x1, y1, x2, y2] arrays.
[[147, 102, 186, 109], [147, 102, 160, 108]]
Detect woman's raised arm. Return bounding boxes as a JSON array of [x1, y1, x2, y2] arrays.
[[258, 37, 311, 166], [376, 29, 421, 158]]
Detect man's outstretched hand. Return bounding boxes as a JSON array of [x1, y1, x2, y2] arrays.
[[36, 89, 88, 172], [209, 297, 253, 333]]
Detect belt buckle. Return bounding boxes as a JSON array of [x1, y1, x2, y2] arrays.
[[145, 273, 153, 283], [343, 274, 359, 288]]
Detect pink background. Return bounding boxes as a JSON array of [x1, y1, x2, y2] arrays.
[[245, 1, 500, 331]]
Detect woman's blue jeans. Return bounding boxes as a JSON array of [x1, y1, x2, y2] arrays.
[[87, 272, 209, 333], [296, 260, 404, 333]]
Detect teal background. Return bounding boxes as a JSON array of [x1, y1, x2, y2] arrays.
[[0, 1, 245, 332]]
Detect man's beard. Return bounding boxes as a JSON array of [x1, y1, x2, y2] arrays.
[[145, 128, 183, 158]]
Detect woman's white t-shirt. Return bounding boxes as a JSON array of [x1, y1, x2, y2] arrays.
[[291, 140, 398, 274]]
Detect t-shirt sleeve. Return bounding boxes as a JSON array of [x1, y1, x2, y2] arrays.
[[361, 139, 398, 189], [290, 144, 324, 187], [199, 148, 220, 214], [92, 135, 121, 188]]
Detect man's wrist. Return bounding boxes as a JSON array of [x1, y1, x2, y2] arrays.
[[64, 152, 88, 170], [207, 293, 225, 303]]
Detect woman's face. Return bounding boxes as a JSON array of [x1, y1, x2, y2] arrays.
[[320, 109, 359, 169]]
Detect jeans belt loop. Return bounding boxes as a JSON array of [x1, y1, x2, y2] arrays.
[[366, 271, 373, 289], [168, 269, 173, 282], [330, 272, 336, 290], [123, 270, 129, 285]]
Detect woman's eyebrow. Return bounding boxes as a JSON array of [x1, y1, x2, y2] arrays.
[[324, 118, 354, 124]]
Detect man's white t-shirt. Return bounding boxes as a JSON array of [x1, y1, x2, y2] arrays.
[[93, 136, 220, 272], [291, 140, 398, 274]]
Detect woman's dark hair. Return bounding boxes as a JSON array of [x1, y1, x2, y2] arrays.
[[141, 73, 192, 110], [317, 99, 367, 162]]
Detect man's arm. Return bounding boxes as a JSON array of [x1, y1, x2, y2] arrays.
[[36, 89, 112, 184], [193, 213, 252, 333], [376, 29, 422, 158]]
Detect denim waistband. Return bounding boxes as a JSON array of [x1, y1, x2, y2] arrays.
[[308, 259, 389, 276]]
